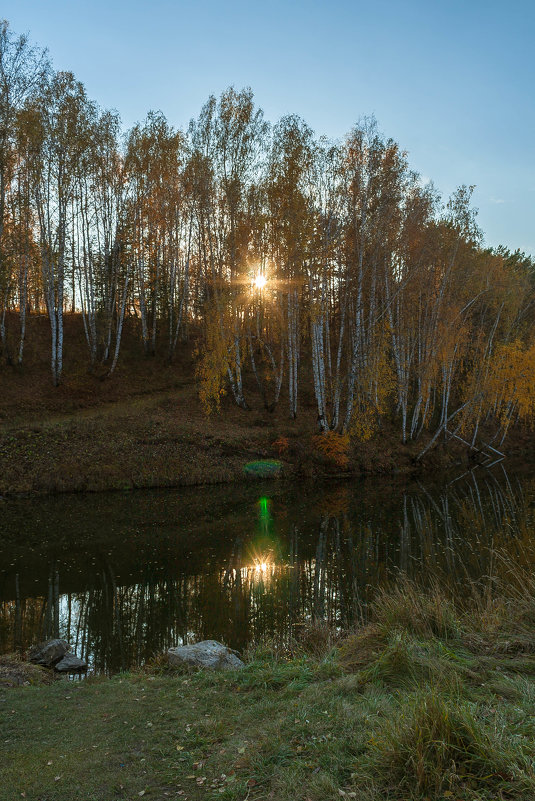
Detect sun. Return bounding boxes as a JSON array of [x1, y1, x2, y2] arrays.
[[253, 274, 267, 290]]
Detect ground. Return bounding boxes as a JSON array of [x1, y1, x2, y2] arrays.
[[0, 313, 433, 496], [3, 579, 535, 801]]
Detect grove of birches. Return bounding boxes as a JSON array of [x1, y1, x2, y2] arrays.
[[1, 22, 534, 457]]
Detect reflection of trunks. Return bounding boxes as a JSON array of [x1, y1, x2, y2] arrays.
[[0, 464, 527, 672]]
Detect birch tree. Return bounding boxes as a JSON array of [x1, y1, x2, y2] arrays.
[[26, 71, 92, 385], [191, 88, 268, 410], [267, 114, 315, 418], [0, 20, 47, 361]]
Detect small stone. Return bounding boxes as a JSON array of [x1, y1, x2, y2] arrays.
[[168, 641, 244, 671]]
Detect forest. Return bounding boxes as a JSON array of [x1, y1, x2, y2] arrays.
[[1, 20, 534, 459], [5, 12, 535, 801]]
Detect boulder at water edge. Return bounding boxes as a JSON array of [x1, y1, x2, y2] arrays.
[[28, 639, 87, 672], [28, 639, 70, 667], [168, 640, 244, 670], [55, 654, 87, 672]]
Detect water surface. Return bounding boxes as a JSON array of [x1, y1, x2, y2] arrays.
[[1, 465, 534, 673]]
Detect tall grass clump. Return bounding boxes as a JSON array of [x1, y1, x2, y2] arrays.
[[371, 579, 460, 640], [339, 578, 462, 676], [365, 688, 535, 799]]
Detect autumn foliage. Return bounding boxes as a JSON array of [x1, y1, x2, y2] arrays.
[[272, 436, 289, 457], [0, 21, 534, 460], [312, 432, 350, 470]]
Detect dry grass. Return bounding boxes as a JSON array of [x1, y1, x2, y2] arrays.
[[0, 313, 433, 496], [291, 618, 345, 660], [0, 653, 56, 687], [6, 569, 535, 800], [367, 687, 535, 799]]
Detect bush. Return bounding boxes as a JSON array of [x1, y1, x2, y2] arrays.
[[312, 432, 350, 469]]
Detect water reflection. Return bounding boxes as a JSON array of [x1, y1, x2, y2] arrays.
[[1, 464, 534, 674]]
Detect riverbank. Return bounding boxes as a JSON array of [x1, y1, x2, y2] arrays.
[[1, 314, 531, 497], [0, 360, 430, 498], [0, 381, 527, 497], [3, 575, 535, 800], [0, 359, 468, 498]]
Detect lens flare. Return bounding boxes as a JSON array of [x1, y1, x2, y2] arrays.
[[254, 274, 267, 290]]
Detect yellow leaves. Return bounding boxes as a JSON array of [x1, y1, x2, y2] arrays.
[[460, 339, 535, 435], [490, 341, 535, 425], [436, 319, 468, 366], [357, 323, 395, 436], [312, 432, 350, 469], [196, 345, 227, 415], [195, 307, 232, 415], [348, 402, 377, 443]]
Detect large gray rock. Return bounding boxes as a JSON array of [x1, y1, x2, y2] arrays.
[[28, 639, 69, 667], [168, 640, 244, 671], [55, 654, 87, 673]]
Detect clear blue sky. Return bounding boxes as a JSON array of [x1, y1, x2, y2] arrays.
[[4, 0, 534, 255]]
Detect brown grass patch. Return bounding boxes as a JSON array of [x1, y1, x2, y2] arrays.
[[0, 653, 56, 687]]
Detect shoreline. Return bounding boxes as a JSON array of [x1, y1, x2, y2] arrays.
[[1, 362, 531, 499], [1, 317, 531, 500], [0, 423, 521, 500], [0, 396, 429, 499], [4, 577, 535, 800]]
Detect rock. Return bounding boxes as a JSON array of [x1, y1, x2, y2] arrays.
[[168, 640, 244, 671], [54, 654, 87, 673], [28, 639, 69, 667], [28, 639, 86, 672]]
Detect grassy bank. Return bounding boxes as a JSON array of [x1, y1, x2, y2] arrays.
[[0, 379, 416, 495], [3, 313, 533, 498], [4, 566, 535, 801], [0, 315, 437, 497]]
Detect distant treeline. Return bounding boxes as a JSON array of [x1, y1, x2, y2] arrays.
[[0, 21, 534, 453]]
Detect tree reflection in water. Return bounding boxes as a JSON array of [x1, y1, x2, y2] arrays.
[[1, 464, 534, 673]]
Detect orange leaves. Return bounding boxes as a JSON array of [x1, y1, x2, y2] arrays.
[[272, 436, 289, 457], [312, 432, 350, 469], [487, 341, 535, 426]]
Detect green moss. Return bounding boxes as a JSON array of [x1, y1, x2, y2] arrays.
[[243, 459, 283, 477]]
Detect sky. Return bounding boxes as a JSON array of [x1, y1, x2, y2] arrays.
[[3, 0, 534, 256]]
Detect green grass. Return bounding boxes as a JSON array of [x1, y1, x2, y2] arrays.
[[5, 574, 535, 801]]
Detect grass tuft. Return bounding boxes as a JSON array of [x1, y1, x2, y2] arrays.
[[366, 687, 535, 799], [371, 579, 460, 640]]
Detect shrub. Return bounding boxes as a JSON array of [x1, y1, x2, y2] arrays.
[[271, 435, 289, 456], [312, 431, 350, 469]]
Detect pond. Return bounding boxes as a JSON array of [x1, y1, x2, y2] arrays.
[[1, 464, 534, 674]]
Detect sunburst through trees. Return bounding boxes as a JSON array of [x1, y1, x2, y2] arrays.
[[0, 21, 534, 457]]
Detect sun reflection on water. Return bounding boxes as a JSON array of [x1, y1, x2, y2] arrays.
[[236, 549, 288, 583]]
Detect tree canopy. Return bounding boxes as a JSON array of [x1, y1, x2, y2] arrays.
[[1, 20, 534, 456]]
